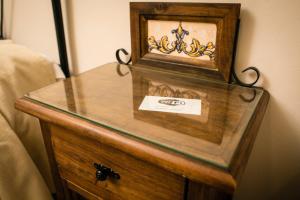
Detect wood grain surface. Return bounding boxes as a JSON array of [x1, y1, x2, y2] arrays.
[[51, 124, 185, 200]]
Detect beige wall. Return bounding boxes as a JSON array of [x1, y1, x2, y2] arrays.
[[5, 0, 300, 199], [4, 0, 59, 63]]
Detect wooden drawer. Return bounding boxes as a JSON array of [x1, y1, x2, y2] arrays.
[[50, 125, 185, 200]]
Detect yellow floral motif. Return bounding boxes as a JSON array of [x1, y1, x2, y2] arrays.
[[148, 22, 215, 60]]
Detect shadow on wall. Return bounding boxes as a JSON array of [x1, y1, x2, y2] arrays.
[[234, 94, 300, 200], [235, 9, 255, 68], [270, 173, 300, 200], [233, 99, 271, 200], [267, 97, 300, 200], [234, 8, 268, 87], [233, 9, 300, 198]]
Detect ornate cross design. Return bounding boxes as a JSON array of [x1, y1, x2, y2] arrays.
[[148, 22, 215, 60]]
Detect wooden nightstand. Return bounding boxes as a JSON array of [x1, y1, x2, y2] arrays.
[[16, 63, 269, 200]]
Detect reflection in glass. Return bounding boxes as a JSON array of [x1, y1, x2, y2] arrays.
[[132, 68, 229, 144]]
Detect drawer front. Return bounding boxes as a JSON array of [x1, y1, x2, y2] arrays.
[[50, 125, 185, 200]]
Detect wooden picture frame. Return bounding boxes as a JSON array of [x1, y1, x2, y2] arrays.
[[130, 2, 240, 82]]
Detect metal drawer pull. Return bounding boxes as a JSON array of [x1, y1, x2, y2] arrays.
[[94, 163, 120, 181]]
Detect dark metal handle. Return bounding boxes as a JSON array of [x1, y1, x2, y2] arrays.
[[94, 163, 120, 182], [96, 167, 108, 181]]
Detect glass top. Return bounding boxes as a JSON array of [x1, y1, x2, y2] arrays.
[[26, 63, 263, 169]]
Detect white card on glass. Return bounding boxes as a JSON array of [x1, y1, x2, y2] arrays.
[[138, 96, 201, 115]]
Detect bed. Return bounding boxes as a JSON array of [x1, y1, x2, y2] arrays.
[[0, 40, 60, 200], [0, 0, 69, 199]]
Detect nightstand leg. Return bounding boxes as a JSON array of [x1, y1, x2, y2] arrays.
[[40, 120, 71, 200]]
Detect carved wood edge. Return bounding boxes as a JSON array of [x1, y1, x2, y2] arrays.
[[15, 97, 236, 194]]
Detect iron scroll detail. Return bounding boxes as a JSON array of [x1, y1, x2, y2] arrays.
[[116, 48, 132, 65], [115, 48, 132, 77], [115, 48, 261, 88], [232, 66, 261, 88]]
